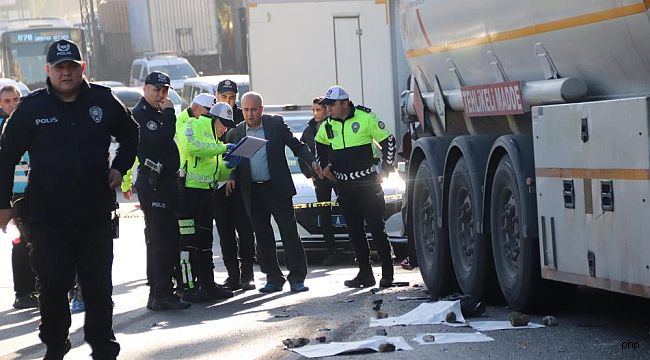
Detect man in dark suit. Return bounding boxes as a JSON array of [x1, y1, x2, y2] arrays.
[[225, 92, 322, 293]]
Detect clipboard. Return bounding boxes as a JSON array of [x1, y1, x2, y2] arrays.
[[224, 136, 267, 161]]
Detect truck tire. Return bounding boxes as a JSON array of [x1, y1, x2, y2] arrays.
[[448, 157, 497, 299], [490, 155, 540, 310], [412, 161, 455, 297], [490, 155, 576, 311]]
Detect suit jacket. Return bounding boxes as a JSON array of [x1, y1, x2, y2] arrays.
[[226, 114, 314, 213]]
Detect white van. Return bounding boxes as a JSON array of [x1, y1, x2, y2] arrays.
[[129, 55, 198, 93], [181, 74, 249, 106]]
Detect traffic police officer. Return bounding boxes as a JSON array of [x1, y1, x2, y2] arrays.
[[176, 101, 236, 302], [213, 79, 256, 290], [132, 71, 190, 311], [0, 39, 137, 359], [315, 85, 397, 288]]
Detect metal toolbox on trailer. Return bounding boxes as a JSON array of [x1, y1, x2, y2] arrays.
[[532, 97, 650, 297]]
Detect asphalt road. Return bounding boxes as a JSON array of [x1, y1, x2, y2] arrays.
[[1, 198, 649, 360]]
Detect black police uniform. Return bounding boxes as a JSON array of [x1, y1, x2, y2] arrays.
[[299, 118, 338, 262], [131, 95, 185, 308], [0, 110, 37, 307], [0, 78, 137, 358]]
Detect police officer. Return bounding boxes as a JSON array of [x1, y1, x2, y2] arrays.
[[0, 85, 37, 309], [300, 96, 339, 266], [0, 39, 137, 359], [176, 101, 236, 302], [216, 79, 244, 126], [213, 79, 256, 290], [132, 71, 190, 311], [315, 85, 397, 288]]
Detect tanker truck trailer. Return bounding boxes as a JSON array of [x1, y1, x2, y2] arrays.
[[398, 0, 650, 311]]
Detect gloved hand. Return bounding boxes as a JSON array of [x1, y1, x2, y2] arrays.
[[225, 155, 242, 169], [225, 143, 236, 153]]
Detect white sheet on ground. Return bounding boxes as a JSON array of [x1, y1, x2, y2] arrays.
[[469, 321, 544, 331], [369, 301, 467, 327], [412, 332, 494, 345], [289, 336, 413, 358]]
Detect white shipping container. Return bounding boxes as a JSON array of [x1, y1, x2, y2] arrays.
[[128, 0, 219, 56], [247, 0, 402, 134]]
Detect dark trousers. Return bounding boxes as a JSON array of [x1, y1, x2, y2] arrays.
[[11, 194, 36, 297], [177, 186, 216, 288], [314, 179, 336, 253], [136, 176, 179, 299], [250, 182, 307, 285], [30, 216, 119, 359], [213, 186, 255, 280], [337, 176, 393, 277]]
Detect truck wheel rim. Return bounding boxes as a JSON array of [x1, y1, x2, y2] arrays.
[[420, 185, 436, 254], [498, 187, 520, 277], [455, 187, 475, 268]]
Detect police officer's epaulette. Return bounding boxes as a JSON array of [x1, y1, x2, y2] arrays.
[[356, 105, 372, 113], [20, 88, 46, 101]]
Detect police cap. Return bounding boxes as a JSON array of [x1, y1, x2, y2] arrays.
[[46, 39, 82, 65]]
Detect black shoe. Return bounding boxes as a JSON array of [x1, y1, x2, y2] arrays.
[[151, 295, 191, 310], [222, 277, 243, 291], [182, 288, 214, 303], [44, 338, 71, 360], [379, 278, 394, 288], [205, 284, 234, 299], [241, 279, 256, 291], [343, 273, 376, 288], [13, 293, 38, 309], [322, 252, 338, 266]]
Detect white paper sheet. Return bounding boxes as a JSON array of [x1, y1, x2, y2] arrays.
[[412, 332, 494, 345], [289, 336, 413, 358], [469, 321, 545, 331], [369, 301, 468, 327], [226, 136, 267, 159]]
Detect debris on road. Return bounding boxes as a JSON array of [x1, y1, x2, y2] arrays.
[[274, 314, 290, 318], [378, 343, 396, 352], [375, 310, 389, 319], [413, 332, 494, 345], [283, 337, 310, 349], [469, 321, 544, 331], [318, 328, 331, 332], [315, 336, 327, 343], [422, 334, 435, 343], [372, 299, 383, 311], [508, 312, 530, 327], [542, 316, 558, 327], [441, 293, 486, 318], [446, 311, 457, 323], [370, 301, 467, 327], [287, 336, 413, 358]]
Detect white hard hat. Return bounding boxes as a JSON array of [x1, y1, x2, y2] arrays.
[[209, 102, 235, 128]]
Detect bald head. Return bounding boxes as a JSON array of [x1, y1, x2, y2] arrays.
[[241, 91, 263, 107], [241, 91, 264, 128]]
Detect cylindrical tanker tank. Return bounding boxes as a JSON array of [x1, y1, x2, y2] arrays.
[[400, 0, 650, 100]]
